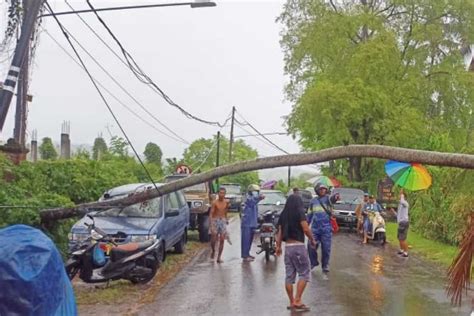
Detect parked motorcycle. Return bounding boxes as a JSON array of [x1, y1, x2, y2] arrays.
[[65, 214, 162, 284], [257, 210, 279, 261], [365, 211, 387, 245]]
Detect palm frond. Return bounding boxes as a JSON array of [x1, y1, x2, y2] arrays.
[[446, 213, 473, 306]]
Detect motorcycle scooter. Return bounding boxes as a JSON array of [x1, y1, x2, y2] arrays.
[[65, 214, 162, 284], [257, 210, 279, 261], [365, 211, 387, 246]]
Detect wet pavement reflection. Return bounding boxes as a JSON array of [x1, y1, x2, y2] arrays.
[[140, 219, 472, 316]]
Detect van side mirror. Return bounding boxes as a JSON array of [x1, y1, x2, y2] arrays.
[[166, 210, 179, 218]]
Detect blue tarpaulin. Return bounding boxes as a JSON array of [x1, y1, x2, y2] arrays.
[[0, 225, 77, 316]]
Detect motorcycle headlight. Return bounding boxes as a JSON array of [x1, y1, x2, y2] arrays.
[[130, 235, 157, 242], [69, 233, 89, 241], [90, 229, 104, 241]]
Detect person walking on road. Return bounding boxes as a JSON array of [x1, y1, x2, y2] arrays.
[[391, 190, 410, 257], [276, 194, 316, 312], [241, 184, 264, 262], [308, 183, 333, 276], [210, 187, 230, 263], [355, 193, 369, 235]]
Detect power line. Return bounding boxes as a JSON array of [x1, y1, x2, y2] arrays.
[[85, 0, 229, 128], [235, 109, 321, 171], [48, 9, 189, 145], [64, 0, 129, 69], [45, 1, 159, 192], [235, 110, 290, 155], [43, 29, 188, 145]]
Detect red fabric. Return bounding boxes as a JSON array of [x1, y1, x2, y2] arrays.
[[331, 216, 339, 233]]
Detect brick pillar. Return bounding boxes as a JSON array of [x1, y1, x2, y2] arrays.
[[60, 133, 70, 159], [30, 139, 37, 162]]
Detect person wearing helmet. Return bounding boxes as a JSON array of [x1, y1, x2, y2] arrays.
[[308, 182, 333, 276], [241, 184, 264, 262]]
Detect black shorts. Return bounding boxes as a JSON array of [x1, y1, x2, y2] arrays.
[[397, 221, 409, 241]]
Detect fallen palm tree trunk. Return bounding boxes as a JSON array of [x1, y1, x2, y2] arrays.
[[39, 145, 474, 222]]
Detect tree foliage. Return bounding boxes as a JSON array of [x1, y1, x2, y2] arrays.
[[144, 142, 163, 165], [182, 135, 260, 188], [279, 0, 474, 181], [279, 0, 474, 243], [109, 136, 129, 159], [39, 137, 57, 160], [92, 136, 108, 160]]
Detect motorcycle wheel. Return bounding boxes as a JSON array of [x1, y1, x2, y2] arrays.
[[265, 249, 270, 262], [379, 232, 387, 246], [130, 255, 159, 284], [65, 259, 80, 280]]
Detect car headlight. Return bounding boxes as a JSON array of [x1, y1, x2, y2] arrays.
[[69, 233, 89, 242], [130, 235, 157, 242], [193, 201, 203, 208]]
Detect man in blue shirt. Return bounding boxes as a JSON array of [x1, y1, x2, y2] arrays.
[[308, 183, 333, 275], [241, 184, 264, 262]]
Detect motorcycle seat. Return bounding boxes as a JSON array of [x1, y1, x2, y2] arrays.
[[110, 240, 154, 261]]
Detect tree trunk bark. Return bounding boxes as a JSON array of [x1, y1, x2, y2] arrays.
[[39, 145, 474, 222]]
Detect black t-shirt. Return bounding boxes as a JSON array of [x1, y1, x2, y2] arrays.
[[277, 208, 306, 243]]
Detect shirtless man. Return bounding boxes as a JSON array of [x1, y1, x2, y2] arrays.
[[210, 187, 230, 263]]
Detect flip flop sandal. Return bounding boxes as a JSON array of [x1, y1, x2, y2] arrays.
[[293, 304, 310, 312]]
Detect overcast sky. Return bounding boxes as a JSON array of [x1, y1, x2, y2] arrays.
[[0, 0, 319, 178]]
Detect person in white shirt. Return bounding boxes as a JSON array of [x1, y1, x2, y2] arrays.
[[391, 190, 410, 257]]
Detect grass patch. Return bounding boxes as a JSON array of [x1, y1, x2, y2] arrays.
[[75, 230, 206, 308], [385, 222, 458, 268]]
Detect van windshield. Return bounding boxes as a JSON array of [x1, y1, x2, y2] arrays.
[[222, 185, 241, 195], [184, 183, 207, 192], [95, 197, 162, 218]]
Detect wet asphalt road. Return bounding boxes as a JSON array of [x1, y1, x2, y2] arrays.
[[140, 219, 472, 316]]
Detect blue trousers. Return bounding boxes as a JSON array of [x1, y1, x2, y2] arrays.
[[241, 226, 255, 258], [310, 213, 332, 271]]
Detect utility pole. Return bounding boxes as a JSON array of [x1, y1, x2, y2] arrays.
[[216, 131, 221, 187], [228, 106, 235, 162], [287, 166, 291, 188], [13, 0, 30, 147], [0, 0, 43, 132]]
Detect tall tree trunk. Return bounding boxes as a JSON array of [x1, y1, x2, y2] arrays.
[[39, 145, 474, 222]]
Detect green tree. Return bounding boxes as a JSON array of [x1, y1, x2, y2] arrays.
[[74, 147, 91, 160], [144, 142, 163, 165], [109, 136, 129, 159], [92, 136, 108, 160], [164, 157, 182, 175], [182, 135, 259, 188], [39, 137, 58, 160], [279, 0, 474, 181]]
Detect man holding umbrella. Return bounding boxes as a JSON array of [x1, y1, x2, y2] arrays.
[[385, 160, 432, 258], [391, 190, 410, 257]]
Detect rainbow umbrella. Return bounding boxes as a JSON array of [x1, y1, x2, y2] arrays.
[[384, 160, 432, 191], [312, 176, 336, 187]]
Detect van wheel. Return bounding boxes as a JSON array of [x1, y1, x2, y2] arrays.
[[198, 214, 210, 242], [175, 231, 187, 254]]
